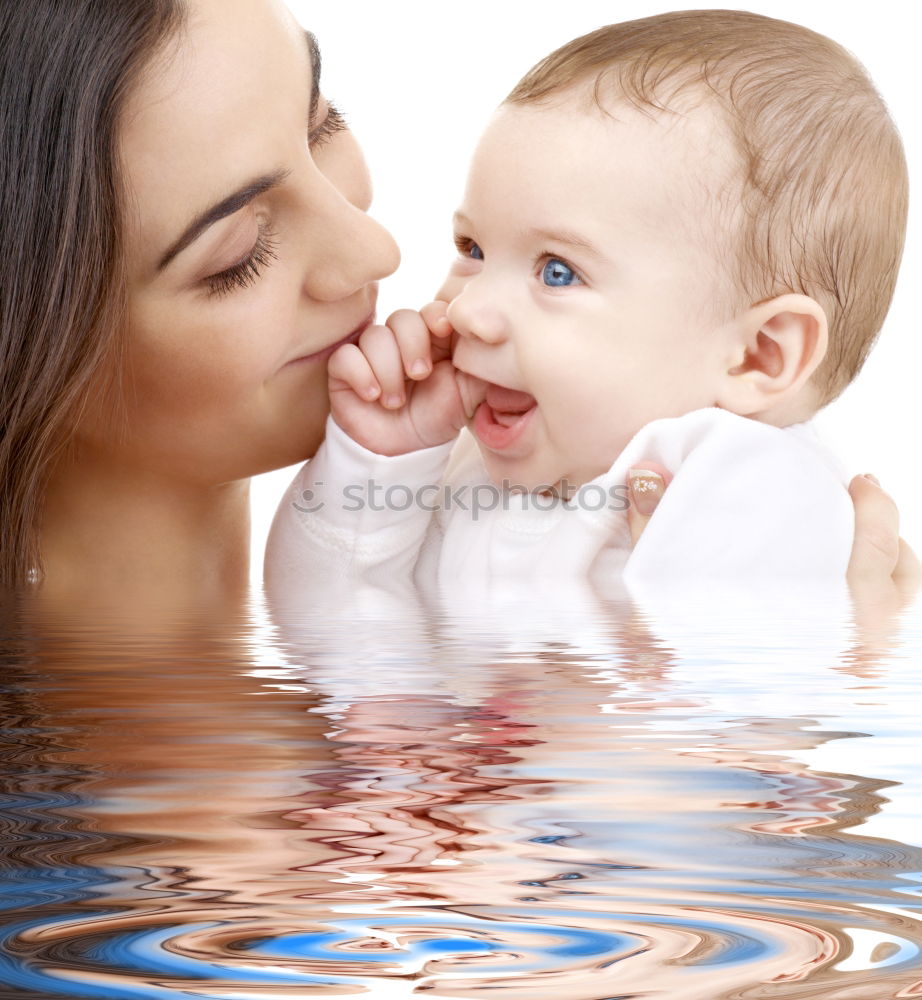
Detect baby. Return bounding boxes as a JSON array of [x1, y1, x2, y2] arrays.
[[266, 10, 907, 599]]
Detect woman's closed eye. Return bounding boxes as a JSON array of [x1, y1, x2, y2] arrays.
[[204, 221, 279, 299], [309, 101, 347, 149], [540, 256, 581, 287], [202, 104, 348, 299]]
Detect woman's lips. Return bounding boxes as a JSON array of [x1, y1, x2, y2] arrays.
[[284, 314, 374, 367], [473, 383, 537, 452]]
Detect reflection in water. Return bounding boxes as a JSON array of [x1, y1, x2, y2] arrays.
[[1, 584, 921, 998]]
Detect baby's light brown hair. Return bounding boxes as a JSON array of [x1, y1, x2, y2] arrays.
[[506, 10, 908, 410]]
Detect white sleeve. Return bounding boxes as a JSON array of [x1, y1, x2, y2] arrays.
[[617, 409, 854, 586], [263, 415, 454, 600]]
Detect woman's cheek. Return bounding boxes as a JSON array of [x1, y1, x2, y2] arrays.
[[126, 305, 269, 413], [197, 280, 293, 383]]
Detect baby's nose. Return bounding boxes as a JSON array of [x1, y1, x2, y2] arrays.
[[446, 285, 508, 345]]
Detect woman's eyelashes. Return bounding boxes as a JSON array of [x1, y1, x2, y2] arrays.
[[309, 101, 347, 148], [204, 222, 279, 299], [202, 104, 350, 299]]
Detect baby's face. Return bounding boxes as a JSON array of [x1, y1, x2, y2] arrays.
[[439, 94, 741, 493]]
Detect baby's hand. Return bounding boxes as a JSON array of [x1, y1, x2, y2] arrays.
[[328, 303, 485, 456]]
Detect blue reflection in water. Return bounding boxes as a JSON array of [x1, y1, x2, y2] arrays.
[[245, 914, 632, 969], [86, 922, 336, 986], [2, 595, 922, 998]]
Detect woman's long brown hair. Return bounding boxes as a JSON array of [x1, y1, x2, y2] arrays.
[[0, 0, 186, 587]]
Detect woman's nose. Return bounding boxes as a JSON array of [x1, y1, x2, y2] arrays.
[[446, 277, 509, 345], [300, 181, 400, 302]]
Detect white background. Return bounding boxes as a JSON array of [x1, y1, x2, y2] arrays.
[[251, 1, 920, 579]]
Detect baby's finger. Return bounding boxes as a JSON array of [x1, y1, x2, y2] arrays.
[[386, 308, 434, 381], [420, 300, 454, 364], [420, 300, 452, 337], [358, 323, 407, 408], [456, 370, 488, 420], [327, 343, 380, 402]]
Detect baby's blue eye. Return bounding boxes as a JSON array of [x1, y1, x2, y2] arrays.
[[541, 258, 579, 286], [469, 242, 484, 260]]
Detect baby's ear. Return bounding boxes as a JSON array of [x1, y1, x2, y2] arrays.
[[715, 293, 828, 419]]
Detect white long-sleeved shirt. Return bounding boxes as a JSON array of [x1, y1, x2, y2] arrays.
[[264, 406, 855, 610]]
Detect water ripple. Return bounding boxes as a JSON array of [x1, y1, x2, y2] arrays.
[[2, 595, 922, 997], [2, 894, 921, 998]]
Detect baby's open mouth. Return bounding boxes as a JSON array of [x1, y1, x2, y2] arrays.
[[484, 383, 536, 424], [473, 382, 538, 451]]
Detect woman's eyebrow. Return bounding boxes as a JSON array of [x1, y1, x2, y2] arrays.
[[156, 167, 292, 273], [155, 30, 320, 274]]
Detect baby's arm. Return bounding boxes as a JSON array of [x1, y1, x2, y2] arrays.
[[264, 306, 482, 602], [264, 410, 455, 602], [329, 302, 484, 456]]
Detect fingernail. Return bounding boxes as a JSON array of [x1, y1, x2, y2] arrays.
[[862, 473, 881, 486], [383, 394, 404, 409], [409, 359, 430, 378], [628, 468, 665, 516], [364, 384, 380, 401]]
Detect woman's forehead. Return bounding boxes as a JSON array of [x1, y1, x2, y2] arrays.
[[118, 0, 314, 277]]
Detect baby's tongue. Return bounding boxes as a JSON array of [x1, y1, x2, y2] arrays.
[[485, 383, 537, 427]]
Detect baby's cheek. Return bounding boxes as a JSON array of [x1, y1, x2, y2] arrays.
[[434, 260, 479, 303]]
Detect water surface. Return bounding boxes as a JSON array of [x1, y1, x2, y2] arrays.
[[1, 585, 921, 998]]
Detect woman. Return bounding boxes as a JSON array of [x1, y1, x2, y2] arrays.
[[0, 0, 916, 615]]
